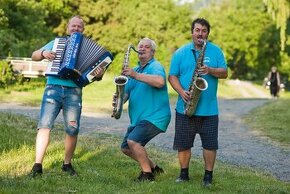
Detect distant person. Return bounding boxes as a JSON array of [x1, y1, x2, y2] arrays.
[[29, 15, 105, 177], [267, 66, 281, 99], [168, 18, 227, 187], [118, 37, 171, 182]]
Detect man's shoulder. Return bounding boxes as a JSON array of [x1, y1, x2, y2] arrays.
[[179, 42, 192, 50], [174, 42, 192, 55], [149, 59, 165, 71], [207, 41, 223, 51], [42, 39, 55, 50]]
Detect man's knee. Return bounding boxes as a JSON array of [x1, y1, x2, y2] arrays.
[[121, 147, 129, 154], [65, 121, 79, 136]]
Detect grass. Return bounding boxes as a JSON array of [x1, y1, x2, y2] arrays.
[[0, 113, 289, 194], [244, 99, 290, 147]]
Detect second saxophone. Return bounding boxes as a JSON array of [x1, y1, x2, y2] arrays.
[[184, 40, 208, 116]]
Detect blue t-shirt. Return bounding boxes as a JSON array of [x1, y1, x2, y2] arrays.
[[42, 40, 78, 87], [125, 58, 171, 131], [169, 41, 227, 116]]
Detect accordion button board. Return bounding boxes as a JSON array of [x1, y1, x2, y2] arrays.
[[45, 32, 114, 87]]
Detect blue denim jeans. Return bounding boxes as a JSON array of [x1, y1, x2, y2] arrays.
[[37, 84, 82, 136]]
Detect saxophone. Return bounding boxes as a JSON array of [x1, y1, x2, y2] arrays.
[[111, 44, 139, 119], [184, 40, 208, 116]]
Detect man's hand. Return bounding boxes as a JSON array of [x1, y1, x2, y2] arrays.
[[122, 67, 137, 79], [42, 51, 56, 61], [91, 67, 105, 78]]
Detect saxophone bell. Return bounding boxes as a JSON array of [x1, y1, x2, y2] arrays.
[[114, 75, 128, 86], [193, 77, 208, 91], [111, 44, 138, 119]]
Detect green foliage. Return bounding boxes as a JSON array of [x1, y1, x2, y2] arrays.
[[197, 0, 281, 80], [0, 0, 54, 57], [0, 0, 289, 81], [79, 0, 192, 74], [0, 60, 18, 88], [263, 0, 290, 51]]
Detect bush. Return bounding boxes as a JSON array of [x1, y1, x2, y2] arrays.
[[0, 60, 22, 88]]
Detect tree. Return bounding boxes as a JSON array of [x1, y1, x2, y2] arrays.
[[0, 0, 54, 57], [263, 0, 289, 51], [197, 0, 280, 80], [76, 0, 193, 73]]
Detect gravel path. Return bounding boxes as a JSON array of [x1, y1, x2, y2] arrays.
[[0, 99, 289, 182]]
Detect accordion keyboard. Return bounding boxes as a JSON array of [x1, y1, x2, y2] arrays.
[[44, 33, 114, 87], [45, 37, 67, 76]]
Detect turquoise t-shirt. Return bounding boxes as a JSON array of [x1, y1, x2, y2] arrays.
[[125, 58, 171, 131], [169, 41, 227, 116], [42, 40, 79, 87]]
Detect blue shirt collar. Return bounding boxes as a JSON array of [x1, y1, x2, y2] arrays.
[[137, 58, 155, 72]]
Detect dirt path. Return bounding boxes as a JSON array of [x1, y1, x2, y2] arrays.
[[0, 98, 289, 182]]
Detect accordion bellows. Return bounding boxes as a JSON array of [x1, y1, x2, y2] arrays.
[[45, 32, 113, 87]]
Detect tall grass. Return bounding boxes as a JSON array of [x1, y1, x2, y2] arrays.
[[0, 113, 289, 193]]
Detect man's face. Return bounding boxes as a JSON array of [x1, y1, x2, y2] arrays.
[[67, 17, 84, 35], [137, 40, 154, 61], [191, 23, 209, 46]]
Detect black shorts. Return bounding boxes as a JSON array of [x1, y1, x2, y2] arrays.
[[173, 112, 219, 151]]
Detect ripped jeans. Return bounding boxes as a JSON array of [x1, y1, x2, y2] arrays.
[[37, 84, 82, 136]]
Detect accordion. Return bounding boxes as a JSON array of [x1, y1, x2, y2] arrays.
[[45, 32, 113, 87]]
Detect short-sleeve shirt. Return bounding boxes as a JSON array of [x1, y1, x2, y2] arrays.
[[169, 41, 227, 116], [125, 58, 171, 131], [42, 40, 79, 87]]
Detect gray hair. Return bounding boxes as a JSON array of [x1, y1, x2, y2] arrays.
[[138, 37, 157, 51]]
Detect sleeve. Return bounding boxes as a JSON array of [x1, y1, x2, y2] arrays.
[[41, 40, 55, 51], [217, 47, 227, 69], [169, 51, 181, 76], [149, 62, 166, 78]]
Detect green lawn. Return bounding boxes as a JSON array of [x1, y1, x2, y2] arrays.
[[0, 113, 289, 194], [1, 76, 290, 193]]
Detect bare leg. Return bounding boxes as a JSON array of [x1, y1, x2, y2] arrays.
[[125, 140, 153, 172], [178, 149, 191, 168], [122, 147, 156, 169], [35, 128, 50, 164], [203, 149, 216, 171], [64, 134, 78, 164]]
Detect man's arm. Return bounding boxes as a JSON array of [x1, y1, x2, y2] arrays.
[[31, 49, 56, 61], [168, 75, 190, 103], [123, 67, 165, 88], [208, 67, 228, 79], [133, 73, 165, 88], [31, 49, 45, 61], [198, 65, 228, 79]]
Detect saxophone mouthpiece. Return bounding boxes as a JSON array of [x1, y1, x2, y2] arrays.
[[197, 39, 204, 44], [129, 44, 142, 54]]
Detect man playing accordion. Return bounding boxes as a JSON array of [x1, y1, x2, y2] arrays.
[[29, 15, 105, 177]]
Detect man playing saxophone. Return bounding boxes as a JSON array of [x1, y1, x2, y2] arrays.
[[168, 18, 227, 186], [120, 37, 171, 182]]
